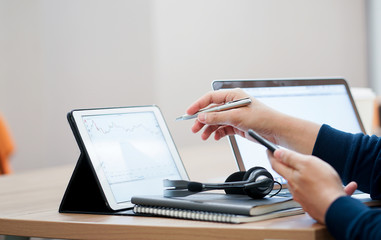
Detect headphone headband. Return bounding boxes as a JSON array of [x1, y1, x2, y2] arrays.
[[163, 167, 276, 199]]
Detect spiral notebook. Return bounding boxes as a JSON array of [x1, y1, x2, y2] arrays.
[[133, 205, 304, 224]]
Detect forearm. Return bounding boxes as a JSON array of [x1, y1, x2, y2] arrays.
[[273, 113, 321, 155]]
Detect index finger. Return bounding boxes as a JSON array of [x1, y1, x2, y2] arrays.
[[186, 89, 247, 115]]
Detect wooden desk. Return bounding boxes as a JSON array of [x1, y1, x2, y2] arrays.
[[0, 163, 333, 240]]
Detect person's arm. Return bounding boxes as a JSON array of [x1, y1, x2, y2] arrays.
[[325, 196, 381, 240], [187, 89, 321, 154], [313, 124, 381, 198]]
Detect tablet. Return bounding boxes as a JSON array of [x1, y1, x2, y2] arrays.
[[68, 106, 189, 210]]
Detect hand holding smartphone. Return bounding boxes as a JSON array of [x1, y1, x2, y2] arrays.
[[248, 129, 279, 153]]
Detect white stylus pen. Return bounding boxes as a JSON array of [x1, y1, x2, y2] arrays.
[[176, 97, 252, 121]]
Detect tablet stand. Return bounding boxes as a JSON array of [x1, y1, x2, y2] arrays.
[[59, 153, 115, 214]]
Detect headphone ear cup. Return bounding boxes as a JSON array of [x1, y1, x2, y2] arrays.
[[243, 167, 274, 199], [242, 167, 266, 181], [224, 171, 246, 195]]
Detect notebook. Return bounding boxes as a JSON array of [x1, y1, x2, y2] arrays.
[[67, 105, 189, 210], [212, 78, 365, 185], [131, 193, 303, 223]]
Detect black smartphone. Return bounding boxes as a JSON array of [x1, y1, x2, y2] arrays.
[[248, 129, 279, 153]]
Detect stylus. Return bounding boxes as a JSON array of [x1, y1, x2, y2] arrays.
[[176, 97, 252, 121], [248, 129, 279, 153]]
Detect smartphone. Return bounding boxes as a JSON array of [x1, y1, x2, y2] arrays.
[[248, 129, 279, 153]]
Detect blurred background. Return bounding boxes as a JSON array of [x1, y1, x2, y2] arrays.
[[0, 0, 380, 173]]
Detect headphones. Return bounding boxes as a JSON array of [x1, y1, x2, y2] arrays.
[[164, 167, 281, 199]]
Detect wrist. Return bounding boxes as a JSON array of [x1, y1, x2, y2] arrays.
[[276, 115, 321, 154]]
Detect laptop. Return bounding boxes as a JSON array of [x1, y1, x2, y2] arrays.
[[212, 78, 365, 186]]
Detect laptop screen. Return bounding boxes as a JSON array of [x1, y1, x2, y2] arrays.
[[212, 78, 365, 184]]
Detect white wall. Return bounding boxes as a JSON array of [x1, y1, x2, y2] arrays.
[[0, 0, 368, 171], [153, 0, 368, 147], [367, 0, 381, 94], [0, 0, 155, 170]]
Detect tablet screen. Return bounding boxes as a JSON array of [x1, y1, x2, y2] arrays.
[[71, 106, 188, 210]]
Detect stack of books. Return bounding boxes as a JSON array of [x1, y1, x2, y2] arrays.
[[131, 193, 303, 224]]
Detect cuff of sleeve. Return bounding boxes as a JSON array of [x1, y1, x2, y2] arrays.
[[325, 196, 369, 240]]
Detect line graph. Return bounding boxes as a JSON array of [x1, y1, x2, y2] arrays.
[[84, 116, 161, 138], [82, 112, 180, 187]]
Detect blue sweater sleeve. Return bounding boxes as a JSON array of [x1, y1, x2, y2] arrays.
[[312, 124, 381, 199], [312, 125, 381, 239], [326, 196, 381, 240]]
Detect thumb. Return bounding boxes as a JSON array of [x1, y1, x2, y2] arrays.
[[273, 148, 304, 169], [344, 181, 358, 196], [270, 148, 304, 180]]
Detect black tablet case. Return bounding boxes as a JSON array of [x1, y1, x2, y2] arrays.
[[59, 111, 135, 215]]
